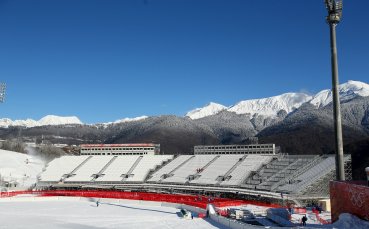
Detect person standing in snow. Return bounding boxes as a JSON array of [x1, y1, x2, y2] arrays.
[[96, 200, 99, 207], [301, 215, 307, 226]]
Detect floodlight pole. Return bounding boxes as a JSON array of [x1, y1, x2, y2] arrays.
[[325, 0, 345, 181], [0, 83, 5, 103]]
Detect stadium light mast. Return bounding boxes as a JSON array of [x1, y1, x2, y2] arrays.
[[0, 83, 5, 103], [324, 0, 345, 181]]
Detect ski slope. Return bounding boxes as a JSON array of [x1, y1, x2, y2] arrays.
[[0, 149, 44, 190]]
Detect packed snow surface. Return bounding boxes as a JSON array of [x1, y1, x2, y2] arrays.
[[0, 197, 224, 229], [0, 197, 368, 229], [0, 149, 44, 189]]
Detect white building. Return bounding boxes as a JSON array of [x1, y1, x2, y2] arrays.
[[194, 144, 275, 155], [79, 143, 160, 156]]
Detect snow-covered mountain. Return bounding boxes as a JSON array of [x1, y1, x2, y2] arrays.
[[1, 80, 368, 127], [310, 80, 369, 108], [186, 80, 369, 120], [101, 116, 148, 126], [38, 115, 82, 126], [186, 102, 227, 120], [186, 93, 312, 120], [0, 115, 82, 128], [0, 115, 149, 128], [228, 93, 312, 117]]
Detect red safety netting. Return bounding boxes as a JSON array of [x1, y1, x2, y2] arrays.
[[0, 190, 281, 210]]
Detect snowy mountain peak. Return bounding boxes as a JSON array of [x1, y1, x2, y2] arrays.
[[310, 80, 369, 108], [0, 115, 82, 128], [186, 102, 227, 120], [38, 115, 82, 126], [228, 93, 312, 117]]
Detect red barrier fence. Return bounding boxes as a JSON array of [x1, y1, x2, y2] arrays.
[[330, 181, 369, 222], [315, 212, 330, 225], [0, 190, 280, 210]]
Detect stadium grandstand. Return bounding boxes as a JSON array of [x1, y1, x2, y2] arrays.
[[37, 143, 352, 206]]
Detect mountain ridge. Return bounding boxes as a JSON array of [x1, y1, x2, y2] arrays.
[[186, 80, 369, 120], [1, 80, 368, 129]]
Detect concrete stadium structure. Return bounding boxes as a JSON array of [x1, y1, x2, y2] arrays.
[[37, 144, 352, 205]]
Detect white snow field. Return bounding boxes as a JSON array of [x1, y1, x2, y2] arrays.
[[0, 197, 226, 229], [0, 149, 44, 190]]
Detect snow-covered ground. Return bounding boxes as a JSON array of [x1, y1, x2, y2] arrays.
[[0, 196, 369, 229], [0, 149, 44, 190], [0, 197, 225, 229]]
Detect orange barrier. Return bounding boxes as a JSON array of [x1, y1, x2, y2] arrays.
[[0, 190, 281, 210], [330, 181, 369, 222]]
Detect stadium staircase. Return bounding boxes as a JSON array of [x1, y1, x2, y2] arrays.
[[91, 156, 118, 181], [257, 159, 305, 190], [270, 155, 322, 191], [216, 155, 248, 184], [294, 156, 351, 198], [61, 156, 92, 182], [146, 155, 177, 181], [276, 156, 339, 195], [243, 155, 317, 192], [242, 157, 280, 190], [187, 155, 220, 182], [159, 155, 195, 181], [121, 156, 143, 181]]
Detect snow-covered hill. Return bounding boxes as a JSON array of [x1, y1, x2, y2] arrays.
[[101, 116, 148, 126], [310, 80, 369, 108], [0, 115, 82, 128], [186, 102, 227, 120], [0, 149, 44, 190]]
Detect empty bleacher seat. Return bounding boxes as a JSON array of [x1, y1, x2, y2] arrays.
[[191, 155, 243, 185], [162, 155, 217, 184], [64, 156, 115, 182], [39, 155, 90, 182], [221, 155, 273, 186]]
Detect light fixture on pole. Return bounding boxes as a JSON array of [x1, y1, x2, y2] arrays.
[[0, 83, 5, 103], [324, 0, 345, 181]]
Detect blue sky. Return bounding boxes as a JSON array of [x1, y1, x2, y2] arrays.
[[0, 0, 368, 123]]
